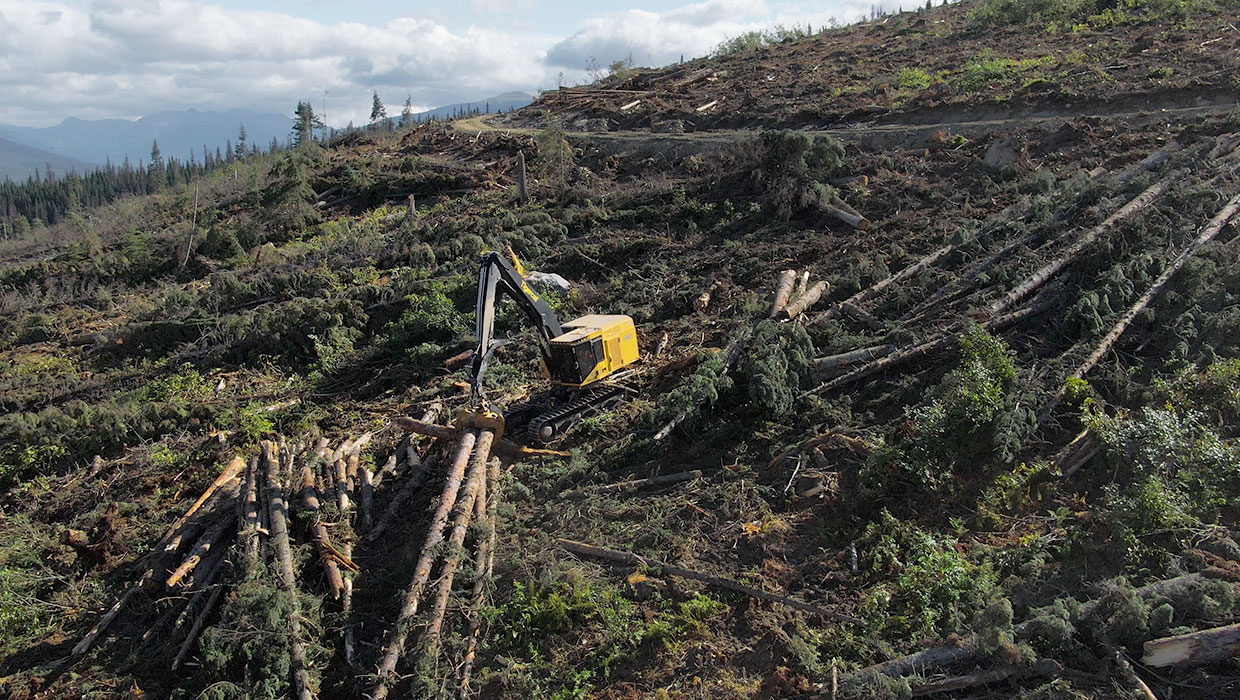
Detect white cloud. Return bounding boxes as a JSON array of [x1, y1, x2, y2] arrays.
[[0, 0, 913, 127], [0, 0, 548, 126]]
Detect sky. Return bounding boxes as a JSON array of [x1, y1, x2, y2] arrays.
[[0, 0, 907, 128]]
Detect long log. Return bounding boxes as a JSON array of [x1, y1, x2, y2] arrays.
[[460, 460, 501, 696], [557, 539, 860, 624], [564, 470, 704, 498], [843, 570, 1226, 687], [299, 462, 344, 600], [371, 429, 483, 700], [422, 432, 494, 660], [171, 569, 228, 670], [809, 244, 953, 326], [391, 417, 569, 458], [813, 344, 898, 372], [1037, 193, 1240, 425], [1053, 429, 1102, 479], [263, 442, 315, 700], [803, 298, 1053, 398], [778, 281, 829, 321], [1116, 142, 1180, 184], [985, 176, 1173, 318], [166, 516, 232, 588], [365, 455, 436, 543], [1142, 622, 1240, 669], [770, 269, 798, 318]]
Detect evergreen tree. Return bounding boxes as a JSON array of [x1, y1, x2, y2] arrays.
[[150, 140, 163, 170], [236, 123, 248, 159], [370, 91, 388, 129], [401, 95, 413, 128], [293, 101, 320, 147]]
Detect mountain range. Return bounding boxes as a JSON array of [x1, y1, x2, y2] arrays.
[[0, 136, 96, 183], [0, 92, 535, 182]]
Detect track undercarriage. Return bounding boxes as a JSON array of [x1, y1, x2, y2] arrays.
[[505, 383, 632, 443]]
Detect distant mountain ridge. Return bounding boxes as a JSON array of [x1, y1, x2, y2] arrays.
[[0, 109, 294, 167], [389, 91, 534, 126], [0, 92, 536, 177], [0, 136, 95, 182]]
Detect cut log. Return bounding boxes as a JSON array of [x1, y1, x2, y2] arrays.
[[1038, 193, 1240, 426], [263, 442, 315, 700], [813, 344, 898, 372], [810, 244, 953, 327], [366, 455, 436, 543], [557, 539, 860, 624], [166, 516, 232, 589], [171, 568, 228, 670], [422, 432, 494, 659], [829, 194, 862, 220], [620, 99, 642, 112], [392, 417, 569, 458], [371, 429, 483, 700], [240, 456, 261, 568], [986, 176, 1173, 318], [564, 469, 703, 498], [770, 269, 798, 318], [1116, 142, 1180, 183], [460, 460, 501, 696], [299, 463, 344, 600], [333, 458, 349, 512], [795, 270, 811, 297], [778, 281, 829, 321], [159, 455, 246, 556], [517, 151, 528, 203], [1142, 622, 1240, 669], [823, 203, 869, 230], [839, 300, 884, 331]]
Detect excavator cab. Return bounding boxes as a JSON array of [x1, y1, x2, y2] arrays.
[[547, 315, 640, 386]]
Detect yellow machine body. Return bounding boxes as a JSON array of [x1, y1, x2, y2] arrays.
[[545, 314, 640, 387]]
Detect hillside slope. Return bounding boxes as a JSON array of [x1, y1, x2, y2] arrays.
[[0, 136, 95, 182], [2, 2, 1240, 699]]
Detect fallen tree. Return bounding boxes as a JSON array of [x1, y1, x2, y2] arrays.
[[557, 538, 860, 624]]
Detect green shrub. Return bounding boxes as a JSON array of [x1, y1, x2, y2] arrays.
[[859, 511, 998, 644]]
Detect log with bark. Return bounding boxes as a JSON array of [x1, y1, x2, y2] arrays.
[[557, 539, 860, 624], [367, 454, 437, 543], [809, 244, 953, 326], [778, 281, 829, 321], [299, 462, 345, 600], [985, 176, 1173, 318], [1142, 621, 1240, 669], [460, 460, 501, 696], [422, 433, 494, 660], [813, 344, 898, 373], [391, 417, 569, 458], [262, 442, 316, 700], [1037, 193, 1240, 426], [371, 429, 484, 700], [770, 269, 798, 318], [823, 203, 869, 230]]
